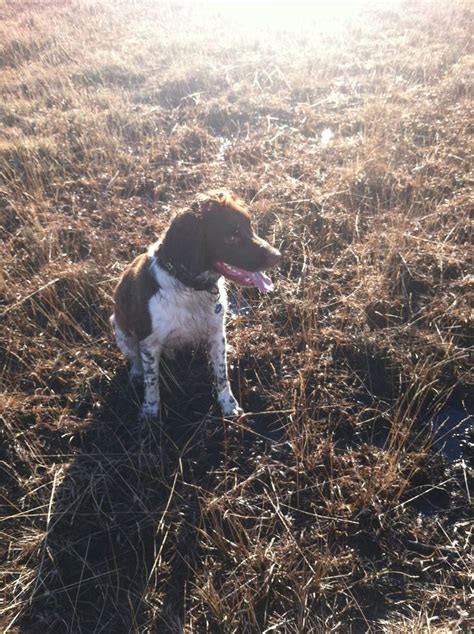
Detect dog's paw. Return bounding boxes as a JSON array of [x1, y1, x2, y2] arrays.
[[139, 402, 160, 422], [218, 391, 244, 417], [224, 404, 244, 417]]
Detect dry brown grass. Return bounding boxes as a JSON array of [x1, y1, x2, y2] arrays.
[[1, 0, 472, 631]]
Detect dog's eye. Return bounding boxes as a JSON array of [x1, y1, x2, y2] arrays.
[[225, 228, 240, 244]]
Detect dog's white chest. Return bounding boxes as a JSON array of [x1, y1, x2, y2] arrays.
[[147, 278, 226, 350]]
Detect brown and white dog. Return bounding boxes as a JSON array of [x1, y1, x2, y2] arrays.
[[111, 191, 281, 419]]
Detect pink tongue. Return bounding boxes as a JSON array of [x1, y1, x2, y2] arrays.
[[214, 262, 274, 292], [251, 270, 274, 292]]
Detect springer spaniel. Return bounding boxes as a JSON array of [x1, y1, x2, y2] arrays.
[[111, 191, 281, 419]]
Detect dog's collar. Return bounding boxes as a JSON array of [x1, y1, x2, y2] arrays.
[[155, 249, 220, 294]]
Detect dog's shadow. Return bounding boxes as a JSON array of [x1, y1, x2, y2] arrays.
[[19, 350, 246, 633]]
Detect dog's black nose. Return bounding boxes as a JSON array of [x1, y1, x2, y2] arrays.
[[264, 246, 281, 269]]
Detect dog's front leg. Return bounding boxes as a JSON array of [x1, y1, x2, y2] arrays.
[[139, 341, 161, 420], [208, 331, 243, 417]]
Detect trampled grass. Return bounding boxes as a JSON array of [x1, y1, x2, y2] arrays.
[[0, 1, 472, 631]]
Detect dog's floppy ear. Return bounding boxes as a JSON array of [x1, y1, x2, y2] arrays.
[[161, 209, 207, 276]]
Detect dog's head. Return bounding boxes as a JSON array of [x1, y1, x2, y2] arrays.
[[160, 190, 281, 291]]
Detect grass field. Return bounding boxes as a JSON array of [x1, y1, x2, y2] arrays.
[[0, 0, 472, 631]]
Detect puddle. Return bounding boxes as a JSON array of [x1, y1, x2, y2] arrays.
[[350, 405, 472, 466], [430, 406, 473, 462]]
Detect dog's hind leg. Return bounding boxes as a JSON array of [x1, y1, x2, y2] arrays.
[[110, 314, 143, 381]]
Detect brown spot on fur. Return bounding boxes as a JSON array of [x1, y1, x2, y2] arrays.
[[199, 190, 251, 220], [113, 253, 159, 340]]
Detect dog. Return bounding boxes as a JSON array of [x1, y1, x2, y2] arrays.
[[110, 190, 281, 419]]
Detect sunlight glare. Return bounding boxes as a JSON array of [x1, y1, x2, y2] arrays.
[[204, 0, 401, 30]]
